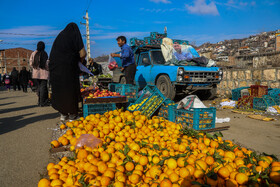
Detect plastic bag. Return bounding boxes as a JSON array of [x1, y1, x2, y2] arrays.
[[75, 134, 102, 149], [108, 55, 118, 71], [177, 95, 206, 110]]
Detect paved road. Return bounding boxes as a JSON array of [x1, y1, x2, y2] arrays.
[[0, 89, 280, 186], [0, 88, 59, 187]]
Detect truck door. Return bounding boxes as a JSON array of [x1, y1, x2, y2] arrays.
[[135, 52, 152, 89]]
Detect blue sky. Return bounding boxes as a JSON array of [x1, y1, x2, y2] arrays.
[[0, 0, 279, 57]]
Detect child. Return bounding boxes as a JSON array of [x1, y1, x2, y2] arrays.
[[3, 74, 11, 91]]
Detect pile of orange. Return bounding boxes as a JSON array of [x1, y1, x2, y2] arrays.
[[39, 109, 280, 187]]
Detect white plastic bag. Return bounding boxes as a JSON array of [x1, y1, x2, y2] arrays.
[[177, 95, 206, 110]]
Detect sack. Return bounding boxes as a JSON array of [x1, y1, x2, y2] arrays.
[[177, 95, 206, 110], [108, 55, 118, 71]]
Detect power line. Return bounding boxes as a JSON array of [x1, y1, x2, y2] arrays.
[[86, 0, 93, 10]]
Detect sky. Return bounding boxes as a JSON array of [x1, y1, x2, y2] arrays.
[[0, 0, 280, 57]]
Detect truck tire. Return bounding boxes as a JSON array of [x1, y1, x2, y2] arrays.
[[120, 76, 126, 84], [156, 75, 176, 100]]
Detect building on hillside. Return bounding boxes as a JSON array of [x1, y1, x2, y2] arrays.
[[0, 48, 33, 74], [276, 31, 280, 52]]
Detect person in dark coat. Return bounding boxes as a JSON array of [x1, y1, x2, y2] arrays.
[[11, 67, 21, 91], [49, 22, 86, 121], [88, 58, 103, 76], [19, 67, 29, 92]]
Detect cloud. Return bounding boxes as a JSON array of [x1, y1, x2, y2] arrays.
[[93, 23, 114, 30], [149, 0, 171, 4], [0, 26, 60, 38], [92, 31, 150, 40], [139, 7, 184, 13], [218, 0, 257, 9], [185, 0, 219, 15]]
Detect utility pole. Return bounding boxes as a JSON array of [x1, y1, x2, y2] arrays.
[[81, 10, 91, 65]]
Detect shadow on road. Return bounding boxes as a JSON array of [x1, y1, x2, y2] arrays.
[[0, 102, 16, 107], [0, 105, 38, 114], [0, 112, 59, 135]]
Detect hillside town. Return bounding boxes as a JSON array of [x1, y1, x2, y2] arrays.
[[197, 30, 280, 68]]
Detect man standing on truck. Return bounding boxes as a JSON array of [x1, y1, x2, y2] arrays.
[[111, 36, 136, 84]]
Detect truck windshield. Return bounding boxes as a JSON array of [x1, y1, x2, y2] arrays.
[[151, 51, 166, 65]]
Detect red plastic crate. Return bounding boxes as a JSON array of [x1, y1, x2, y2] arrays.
[[237, 95, 254, 108], [250, 85, 268, 97]]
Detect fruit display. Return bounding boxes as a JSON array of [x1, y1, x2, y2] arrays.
[[98, 74, 112, 78], [40, 109, 280, 186], [86, 89, 120, 98], [158, 103, 176, 120]]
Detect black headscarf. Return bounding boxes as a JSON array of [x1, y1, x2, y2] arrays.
[[32, 41, 48, 69]]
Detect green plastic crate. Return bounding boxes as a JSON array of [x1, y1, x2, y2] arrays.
[[83, 103, 116, 118]]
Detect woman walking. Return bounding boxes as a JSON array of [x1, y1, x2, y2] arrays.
[[49, 22, 86, 121], [29, 41, 50, 106]]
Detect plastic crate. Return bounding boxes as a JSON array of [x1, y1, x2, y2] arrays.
[[114, 84, 139, 103], [173, 39, 189, 45], [83, 103, 116, 117], [250, 85, 268, 97], [268, 88, 280, 98], [144, 37, 162, 45], [169, 106, 216, 130], [108, 83, 118, 92], [128, 85, 166, 117], [130, 37, 145, 46], [253, 95, 280, 111], [231, 87, 250, 101], [158, 99, 175, 120], [150, 32, 167, 39], [237, 95, 254, 109]]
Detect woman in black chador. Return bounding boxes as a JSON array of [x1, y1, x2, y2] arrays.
[[49, 22, 86, 121]]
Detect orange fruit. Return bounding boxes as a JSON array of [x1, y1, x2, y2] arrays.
[[235, 173, 248, 185], [225, 178, 238, 187], [271, 166, 280, 172], [205, 156, 214, 166], [129, 174, 140, 184], [169, 172, 179, 183], [270, 171, 280, 184], [50, 179, 63, 186], [125, 162, 135, 171], [38, 178, 50, 187], [177, 157, 185, 167], [195, 160, 207, 171], [205, 176, 218, 186], [50, 140, 60, 148], [194, 169, 204, 179], [272, 162, 280, 167], [101, 152, 111, 162], [98, 163, 108, 174], [179, 167, 190, 178], [218, 167, 230, 179], [100, 176, 111, 186], [160, 179, 172, 187], [167, 158, 177, 169], [47, 163, 55, 171], [77, 149, 88, 160], [139, 156, 148, 166], [60, 124, 66, 129], [104, 170, 115, 179]]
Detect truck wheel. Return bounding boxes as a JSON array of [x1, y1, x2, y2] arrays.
[[120, 77, 126, 84], [156, 75, 176, 100]]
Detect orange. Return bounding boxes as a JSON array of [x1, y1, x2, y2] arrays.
[[205, 176, 218, 186], [160, 179, 172, 187], [177, 157, 185, 167], [205, 156, 214, 166], [218, 167, 230, 179], [167, 158, 177, 169], [77, 149, 88, 160], [169, 172, 179, 183], [50, 140, 60, 148], [210, 141, 219, 148], [186, 165, 195, 175], [125, 162, 135, 171], [60, 124, 66, 129], [129, 174, 140, 184], [194, 169, 204, 179], [98, 163, 108, 174], [230, 171, 238, 179], [270, 171, 280, 184], [225, 179, 238, 187], [104, 170, 115, 179], [114, 181, 124, 187], [101, 152, 111, 162], [235, 173, 248, 185], [149, 165, 162, 179], [195, 160, 207, 171], [179, 167, 190, 178], [271, 166, 280, 172], [50, 179, 63, 186], [272, 162, 280, 167], [258, 160, 269, 168], [100, 176, 111, 186], [38, 178, 50, 187], [47, 163, 55, 171], [139, 156, 148, 166]]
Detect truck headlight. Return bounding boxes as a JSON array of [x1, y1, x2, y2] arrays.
[[178, 69, 184, 75], [178, 76, 183, 81]]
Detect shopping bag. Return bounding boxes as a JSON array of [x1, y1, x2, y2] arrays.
[[108, 55, 118, 71]]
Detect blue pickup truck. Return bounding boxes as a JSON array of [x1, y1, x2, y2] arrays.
[[112, 45, 223, 100]]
